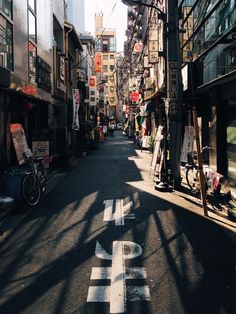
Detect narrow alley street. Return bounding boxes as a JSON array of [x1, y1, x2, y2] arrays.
[[0, 132, 236, 314]]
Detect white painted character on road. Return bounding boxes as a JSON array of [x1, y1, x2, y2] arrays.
[[87, 241, 150, 313], [103, 199, 135, 226]]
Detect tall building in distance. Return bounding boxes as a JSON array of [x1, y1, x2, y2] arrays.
[[95, 12, 117, 118], [67, 0, 85, 33]]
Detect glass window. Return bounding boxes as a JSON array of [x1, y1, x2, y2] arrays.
[[110, 54, 114, 59], [28, 10, 36, 43], [103, 54, 108, 60], [103, 65, 108, 72], [0, 15, 13, 70], [110, 97, 114, 103], [110, 65, 115, 71], [181, 0, 236, 61], [0, 0, 12, 18], [29, 42, 37, 84], [28, 0, 35, 12]]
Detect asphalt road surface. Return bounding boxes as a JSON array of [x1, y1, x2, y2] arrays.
[[0, 132, 236, 314]]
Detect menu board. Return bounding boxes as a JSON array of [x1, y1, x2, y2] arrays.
[[10, 124, 31, 165]]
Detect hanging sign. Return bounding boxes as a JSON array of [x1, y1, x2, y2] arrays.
[[89, 76, 97, 106], [95, 53, 102, 73], [72, 89, 80, 130], [130, 91, 139, 102]]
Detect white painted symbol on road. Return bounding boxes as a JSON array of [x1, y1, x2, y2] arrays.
[[87, 241, 150, 313], [103, 199, 135, 226]]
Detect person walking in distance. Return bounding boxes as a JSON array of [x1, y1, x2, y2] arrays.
[[110, 122, 115, 137]]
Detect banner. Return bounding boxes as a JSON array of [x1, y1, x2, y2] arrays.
[[72, 89, 80, 130]]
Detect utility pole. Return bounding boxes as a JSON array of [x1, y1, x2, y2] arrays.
[[167, 0, 183, 190]]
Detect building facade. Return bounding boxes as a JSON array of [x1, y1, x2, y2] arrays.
[[0, 0, 84, 178], [95, 12, 117, 119], [67, 0, 85, 33], [179, 0, 236, 189]]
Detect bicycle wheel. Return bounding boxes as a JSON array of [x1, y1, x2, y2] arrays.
[[22, 173, 41, 206], [37, 164, 46, 193], [186, 166, 200, 193]]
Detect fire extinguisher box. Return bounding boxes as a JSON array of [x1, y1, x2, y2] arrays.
[[5, 168, 28, 201]]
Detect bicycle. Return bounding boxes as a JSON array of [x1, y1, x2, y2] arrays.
[[185, 146, 212, 193], [22, 148, 46, 206]]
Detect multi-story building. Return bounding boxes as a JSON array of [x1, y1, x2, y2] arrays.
[[67, 0, 85, 33], [179, 0, 236, 190], [0, 0, 83, 175], [95, 12, 117, 119]]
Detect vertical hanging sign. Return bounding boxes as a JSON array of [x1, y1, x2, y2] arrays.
[[72, 89, 80, 130], [95, 53, 102, 73], [89, 76, 97, 107], [148, 9, 159, 64]]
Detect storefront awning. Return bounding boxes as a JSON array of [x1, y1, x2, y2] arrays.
[[0, 87, 49, 105]]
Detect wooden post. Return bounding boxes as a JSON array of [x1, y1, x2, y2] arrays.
[[192, 107, 208, 216]]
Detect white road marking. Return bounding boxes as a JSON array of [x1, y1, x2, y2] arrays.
[[110, 241, 126, 313], [95, 241, 112, 260], [103, 200, 113, 221], [88, 241, 150, 312], [103, 199, 135, 226], [90, 267, 147, 280], [87, 285, 150, 302]]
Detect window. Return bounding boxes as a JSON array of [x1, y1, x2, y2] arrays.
[[110, 97, 114, 103], [110, 65, 115, 71], [0, 14, 13, 70], [103, 65, 108, 72], [28, 10, 36, 43], [28, 1, 37, 84], [110, 86, 114, 92], [0, 0, 12, 18], [29, 42, 37, 84], [28, 0, 35, 12], [110, 54, 114, 59], [37, 56, 51, 93], [103, 54, 108, 60]]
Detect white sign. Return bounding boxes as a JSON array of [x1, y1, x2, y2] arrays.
[[103, 199, 135, 226], [181, 126, 194, 163], [72, 89, 80, 130], [87, 241, 150, 313]]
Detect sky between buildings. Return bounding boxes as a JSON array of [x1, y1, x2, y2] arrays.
[[84, 0, 127, 52]]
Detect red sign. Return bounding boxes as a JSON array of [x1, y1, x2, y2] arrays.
[[89, 76, 96, 87], [130, 91, 139, 102], [95, 53, 102, 73]]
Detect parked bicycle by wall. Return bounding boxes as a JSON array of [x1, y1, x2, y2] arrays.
[[21, 148, 47, 206], [185, 146, 213, 194]]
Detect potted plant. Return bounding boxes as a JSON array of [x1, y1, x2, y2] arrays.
[[147, 136, 155, 153]]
